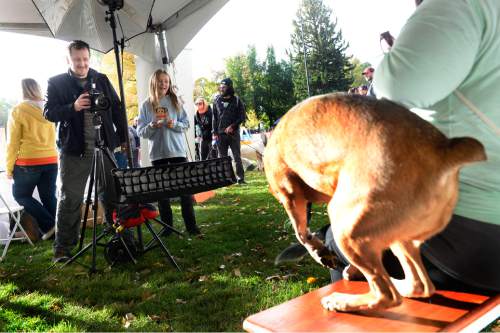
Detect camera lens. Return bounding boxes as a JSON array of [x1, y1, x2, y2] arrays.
[[95, 94, 110, 109]]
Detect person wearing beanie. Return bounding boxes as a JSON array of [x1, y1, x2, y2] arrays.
[[212, 78, 247, 184]]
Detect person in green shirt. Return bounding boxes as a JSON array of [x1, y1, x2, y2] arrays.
[[372, 0, 500, 292], [277, 0, 499, 293]]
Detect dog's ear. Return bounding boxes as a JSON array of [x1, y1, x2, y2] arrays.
[[446, 137, 486, 166]]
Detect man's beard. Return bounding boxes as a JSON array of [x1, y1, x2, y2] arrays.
[[222, 86, 234, 97]]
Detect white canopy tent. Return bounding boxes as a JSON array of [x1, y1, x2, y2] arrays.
[[0, 0, 228, 63], [0, 0, 229, 164]]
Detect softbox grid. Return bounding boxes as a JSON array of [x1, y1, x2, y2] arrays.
[[112, 157, 236, 203]]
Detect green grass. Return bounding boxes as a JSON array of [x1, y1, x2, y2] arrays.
[[2, 171, 498, 332], [0, 171, 332, 331]]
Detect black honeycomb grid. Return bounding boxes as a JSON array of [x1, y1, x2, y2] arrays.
[[112, 157, 237, 204]]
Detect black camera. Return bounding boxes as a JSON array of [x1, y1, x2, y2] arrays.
[[97, 0, 123, 10], [380, 31, 395, 48], [88, 82, 110, 112]]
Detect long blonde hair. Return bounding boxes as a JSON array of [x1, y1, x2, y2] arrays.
[[148, 69, 180, 112], [21, 78, 43, 101]]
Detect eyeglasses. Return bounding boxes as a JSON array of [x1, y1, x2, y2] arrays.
[[195, 102, 203, 105]]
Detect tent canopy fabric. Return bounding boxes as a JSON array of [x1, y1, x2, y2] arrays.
[[0, 0, 228, 62]]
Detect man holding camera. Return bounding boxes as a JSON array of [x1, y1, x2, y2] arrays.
[[44, 40, 126, 263]]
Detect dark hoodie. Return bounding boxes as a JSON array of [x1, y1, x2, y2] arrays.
[[212, 95, 246, 135]]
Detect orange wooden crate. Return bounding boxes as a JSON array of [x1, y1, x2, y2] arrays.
[[243, 280, 499, 332]]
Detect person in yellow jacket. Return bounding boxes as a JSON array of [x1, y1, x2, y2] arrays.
[[6, 79, 57, 241]]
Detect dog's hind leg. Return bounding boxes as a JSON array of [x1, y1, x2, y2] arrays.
[[390, 241, 435, 298], [322, 200, 402, 311]]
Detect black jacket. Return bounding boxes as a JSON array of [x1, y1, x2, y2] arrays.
[[212, 95, 246, 135], [44, 68, 126, 156], [194, 106, 214, 140]]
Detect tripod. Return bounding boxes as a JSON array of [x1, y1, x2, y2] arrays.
[[61, 111, 136, 273]]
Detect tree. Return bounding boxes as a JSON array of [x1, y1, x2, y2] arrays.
[[290, 0, 354, 101], [193, 77, 219, 102], [245, 110, 261, 129], [225, 53, 248, 106], [100, 51, 139, 123], [260, 47, 295, 124]]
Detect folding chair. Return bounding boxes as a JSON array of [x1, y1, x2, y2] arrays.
[[0, 178, 34, 261]]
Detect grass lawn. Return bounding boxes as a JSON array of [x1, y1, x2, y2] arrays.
[[0, 171, 332, 331], [0, 171, 498, 332]]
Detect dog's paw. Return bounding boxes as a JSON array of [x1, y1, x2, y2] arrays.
[[321, 292, 371, 312], [321, 291, 402, 312], [321, 292, 352, 312]]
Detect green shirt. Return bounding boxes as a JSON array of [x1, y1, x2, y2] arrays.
[[374, 0, 500, 225]]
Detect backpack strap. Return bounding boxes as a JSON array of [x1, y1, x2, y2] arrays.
[[454, 90, 500, 137]]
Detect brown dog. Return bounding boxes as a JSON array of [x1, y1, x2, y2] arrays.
[[264, 93, 486, 311]]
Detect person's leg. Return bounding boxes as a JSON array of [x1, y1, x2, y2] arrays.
[[165, 157, 199, 234], [217, 134, 230, 158], [201, 139, 210, 160], [54, 153, 93, 257], [12, 165, 52, 234], [179, 194, 199, 234], [151, 158, 174, 234], [228, 132, 245, 182], [421, 215, 500, 293], [163, 156, 199, 234], [37, 164, 58, 227], [132, 149, 140, 167]]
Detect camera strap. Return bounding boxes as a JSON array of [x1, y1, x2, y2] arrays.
[[454, 90, 500, 138]]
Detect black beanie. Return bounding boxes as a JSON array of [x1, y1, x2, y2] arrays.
[[220, 78, 233, 87]]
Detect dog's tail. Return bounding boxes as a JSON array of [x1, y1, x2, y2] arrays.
[[446, 137, 487, 167]]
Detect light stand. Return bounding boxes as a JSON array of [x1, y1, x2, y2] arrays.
[[103, 3, 134, 168], [102, 2, 146, 250]]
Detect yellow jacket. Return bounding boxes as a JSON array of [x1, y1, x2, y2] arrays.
[[6, 101, 57, 176]]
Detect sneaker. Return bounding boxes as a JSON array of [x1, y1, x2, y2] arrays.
[[52, 249, 71, 263], [188, 227, 201, 236], [237, 179, 247, 185], [41, 227, 55, 241]]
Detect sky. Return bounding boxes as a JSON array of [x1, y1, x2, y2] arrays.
[[0, 0, 415, 101]]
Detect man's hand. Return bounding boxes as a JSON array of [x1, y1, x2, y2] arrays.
[[224, 125, 235, 135], [74, 93, 91, 112], [5, 174, 13, 180]]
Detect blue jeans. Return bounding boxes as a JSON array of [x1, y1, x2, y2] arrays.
[[114, 151, 128, 168], [12, 164, 57, 233]]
